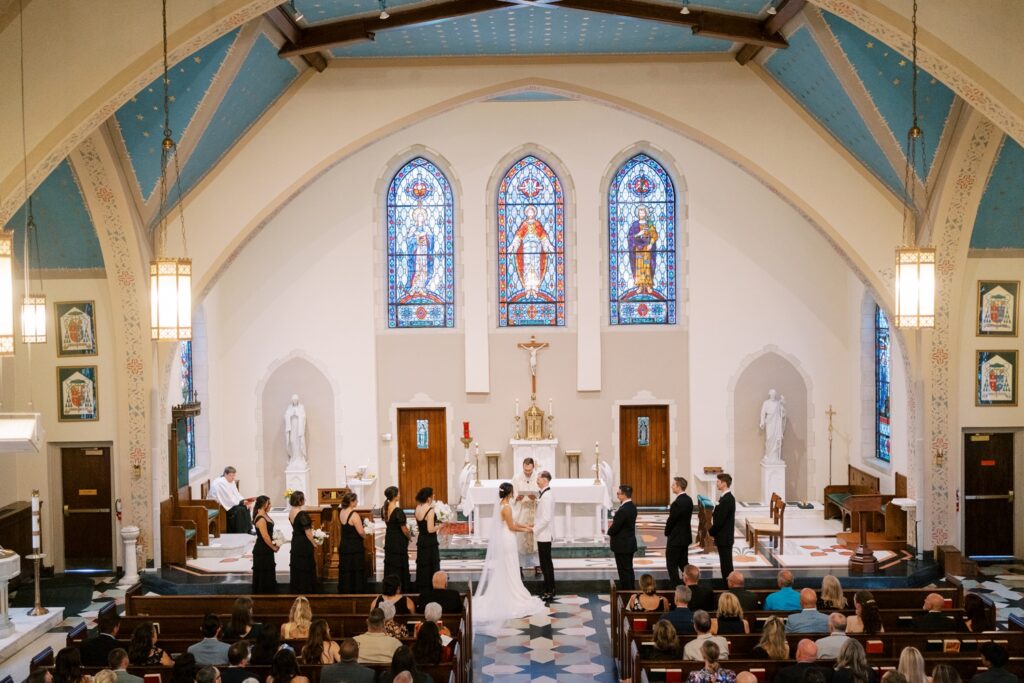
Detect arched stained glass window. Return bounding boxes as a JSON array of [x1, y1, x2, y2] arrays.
[[179, 340, 196, 470], [875, 305, 891, 462], [386, 157, 455, 328], [608, 153, 676, 325], [497, 155, 565, 327]]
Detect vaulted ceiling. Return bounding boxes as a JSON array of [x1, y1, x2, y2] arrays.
[[8, 0, 1022, 270]]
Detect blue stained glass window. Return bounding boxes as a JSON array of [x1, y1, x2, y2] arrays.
[[497, 155, 565, 327], [875, 306, 891, 462], [179, 341, 196, 470], [609, 153, 676, 325], [387, 157, 455, 328]]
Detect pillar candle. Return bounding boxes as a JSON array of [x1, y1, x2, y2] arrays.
[[463, 421, 470, 439], [515, 399, 519, 416], [31, 491, 40, 551], [548, 398, 553, 417], [474, 443, 480, 455]]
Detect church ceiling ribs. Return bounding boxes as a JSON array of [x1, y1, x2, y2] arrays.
[[736, 0, 804, 65], [264, 5, 327, 71]]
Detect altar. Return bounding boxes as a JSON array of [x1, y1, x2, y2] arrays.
[[463, 478, 610, 542]]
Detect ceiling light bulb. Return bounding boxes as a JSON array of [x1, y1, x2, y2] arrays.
[[680, 5, 690, 14], [380, 9, 389, 19], [766, 4, 777, 14], [294, 10, 305, 22]]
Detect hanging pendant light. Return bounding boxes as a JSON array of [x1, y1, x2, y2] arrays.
[[150, 0, 192, 341], [893, 0, 934, 329], [0, 231, 14, 356], [20, 202, 45, 344]]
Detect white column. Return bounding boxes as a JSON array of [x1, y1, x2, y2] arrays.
[[0, 550, 19, 637], [119, 526, 141, 587]]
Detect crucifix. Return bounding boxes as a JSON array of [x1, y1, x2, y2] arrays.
[[826, 404, 837, 485], [517, 335, 548, 401]]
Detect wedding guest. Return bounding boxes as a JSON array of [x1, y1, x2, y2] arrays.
[[109, 648, 143, 683], [195, 667, 220, 683], [914, 594, 956, 632], [288, 490, 317, 594], [223, 597, 264, 643], [220, 641, 259, 683], [127, 622, 173, 666], [207, 466, 254, 533], [964, 593, 995, 633], [249, 626, 283, 665], [319, 639, 375, 683], [168, 654, 195, 683], [415, 488, 441, 590], [833, 640, 878, 683], [378, 646, 430, 683], [417, 570, 461, 614], [775, 640, 833, 683], [353, 608, 402, 664], [684, 564, 715, 612], [280, 596, 312, 639], [726, 571, 761, 611], [412, 621, 450, 665], [251, 495, 279, 594], [972, 643, 1015, 683], [786, 589, 830, 633], [665, 476, 694, 585], [751, 616, 790, 660], [92, 672, 115, 683], [649, 620, 682, 660], [819, 576, 848, 610], [607, 484, 638, 590], [661, 584, 695, 635], [684, 610, 729, 660], [379, 600, 408, 639], [301, 619, 341, 664], [765, 570, 801, 611], [54, 648, 91, 683], [709, 473, 736, 580], [882, 674, 909, 683], [815, 613, 850, 659], [413, 602, 451, 639], [931, 665, 962, 683], [711, 592, 750, 634], [267, 648, 309, 683], [372, 574, 415, 615], [80, 610, 121, 666], [846, 591, 883, 634], [897, 647, 931, 683], [338, 492, 367, 594], [382, 486, 412, 592], [26, 671, 54, 683], [188, 613, 230, 665], [627, 573, 669, 612], [686, 640, 736, 683]]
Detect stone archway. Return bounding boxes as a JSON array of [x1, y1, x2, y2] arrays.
[[731, 350, 810, 502]]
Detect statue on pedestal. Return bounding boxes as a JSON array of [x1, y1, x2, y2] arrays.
[[759, 389, 787, 463], [284, 395, 308, 468]]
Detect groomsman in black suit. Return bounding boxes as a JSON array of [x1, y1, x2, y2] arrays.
[[607, 484, 638, 590], [709, 473, 736, 581], [664, 476, 693, 586]]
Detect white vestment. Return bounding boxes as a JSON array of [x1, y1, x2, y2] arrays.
[[512, 470, 540, 566], [208, 475, 243, 510]]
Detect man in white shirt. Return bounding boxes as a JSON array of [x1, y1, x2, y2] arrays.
[[207, 466, 254, 533], [815, 613, 850, 659], [534, 471, 556, 602], [683, 610, 729, 660]]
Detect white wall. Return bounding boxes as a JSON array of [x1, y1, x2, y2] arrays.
[[201, 99, 900, 502]]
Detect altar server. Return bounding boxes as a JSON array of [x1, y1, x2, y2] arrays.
[[208, 466, 255, 533], [534, 471, 556, 602]]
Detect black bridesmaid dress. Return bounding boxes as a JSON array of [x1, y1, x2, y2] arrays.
[[251, 514, 277, 594], [289, 510, 317, 593], [415, 508, 440, 591], [337, 509, 366, 594], [383, 505, 412, 592]]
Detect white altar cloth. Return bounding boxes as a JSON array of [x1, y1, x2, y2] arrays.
[[463, 478, 610, 542]]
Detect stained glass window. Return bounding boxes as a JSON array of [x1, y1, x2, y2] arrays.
[[387, 157, 455, 328], [179, 340, 196, 470], [609, 153, 676, 325], [875, 306, 891, 463], [497, 155, 565, 327]]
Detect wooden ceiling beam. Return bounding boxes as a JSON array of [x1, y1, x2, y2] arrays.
[[278, 0, 509, 58], [265, 6, 327, 71], [736, 0, 805, 65]]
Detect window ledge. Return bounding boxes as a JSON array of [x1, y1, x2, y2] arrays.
[[860, 457, 893, 475], [189, 465, 210, 486]]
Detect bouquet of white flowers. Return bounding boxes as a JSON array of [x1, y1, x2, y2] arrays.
[[362, 518, 374, 533], [312, 529, 328, 547], [433, 501, 454, 523], [272, 529, 287, 547]]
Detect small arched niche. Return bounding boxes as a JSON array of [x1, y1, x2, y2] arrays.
[[260, 357, 335, 502], [732, 352, 809, 502]]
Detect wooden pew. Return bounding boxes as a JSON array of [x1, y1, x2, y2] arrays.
[[177, 483, 222, 544], [159, 497, 197, 563]]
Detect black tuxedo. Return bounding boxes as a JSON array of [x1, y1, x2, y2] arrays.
[[537, 487, 555, 596], [79, 632, 119, 667], [664, 493, 693, 585], [607, 500, 638, 589], [709, 491, 736, 578], [914, 611, 957, 632]]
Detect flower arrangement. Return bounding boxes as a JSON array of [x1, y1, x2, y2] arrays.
[[312, 529, 328, 547], [362, 517, 374, 533], [433, 501, 454, 523], [284, 488, 294, 503], [272, 529, 287, 547]]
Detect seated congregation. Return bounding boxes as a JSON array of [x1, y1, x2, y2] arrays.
[[615, 568, 1021, 683]]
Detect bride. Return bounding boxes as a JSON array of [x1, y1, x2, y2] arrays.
[[473, 482, 548, 634]]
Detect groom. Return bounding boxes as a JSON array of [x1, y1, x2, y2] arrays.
[[534, 471, 556, 602]]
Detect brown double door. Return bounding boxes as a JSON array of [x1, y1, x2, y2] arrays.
[[620, 405, 669, 506], [397, 408, 448, 504], [61, 447, 114, 570], [963, 432, 1015, 558]]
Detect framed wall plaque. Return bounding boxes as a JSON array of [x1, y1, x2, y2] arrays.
[[976, 350, 1017, 407], [57, 366, 99, 421], [977, 281, 1018, 337], [55, 301, 98, 356]]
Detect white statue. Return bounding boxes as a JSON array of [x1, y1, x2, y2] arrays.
[[284, 394, 307, 466], [759, 389, 787, 463]]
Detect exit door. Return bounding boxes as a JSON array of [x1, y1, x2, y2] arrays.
[[61, 447, 114, 570], [963, 432, 1015, 559]]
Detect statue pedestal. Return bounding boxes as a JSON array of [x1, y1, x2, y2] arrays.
[[510, 439, 558, 476], [0, 550, 20, 638], [760, 459, 786, 505], [118, 526, 141, 587], [285, 461, 310, 497]]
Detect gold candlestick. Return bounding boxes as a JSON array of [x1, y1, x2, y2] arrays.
[[26, 553, 48, 616], [593, 442, 601, 485], [474, 443, 481, 486], [514, 414, 522, 440]]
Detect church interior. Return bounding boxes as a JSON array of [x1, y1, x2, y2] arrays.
[[0, 0, 1022, 681]]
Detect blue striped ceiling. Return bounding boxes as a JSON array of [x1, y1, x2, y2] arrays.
[[820, 12, 954, 182], [172, 34, 301, 220], [972, 136, 1024, 250], [5, 160, 103, 270], [330, 5, 734, 58], [763, 26, 906, 199], [114, 29, 241, 202]]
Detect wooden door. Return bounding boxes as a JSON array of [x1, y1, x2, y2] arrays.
[[620, 405, 669, 506], [963, 432, 1015, 558], [397, 408, 448, 503], [61, 447, 113, 570]]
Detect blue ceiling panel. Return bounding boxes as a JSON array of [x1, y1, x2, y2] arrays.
[[665, 0, 768, 17], [330, 6, 733, 57], [971, 136, 1024, 249], [5, 160, 103, 270], [763, 27, 905, 199], [295, 0, 426, 25], [821, 11, 954, 181], [114, 29, 240, 202], [174, 34, 301, 213]]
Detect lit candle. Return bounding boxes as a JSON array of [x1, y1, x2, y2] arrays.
[[595, 441, 600, 454], [548, 398, 553, 417], [515, 399, 520, 416], [463, 421, 470, 439], [31, 490, 40, 551], [474, 443, 480, 455]]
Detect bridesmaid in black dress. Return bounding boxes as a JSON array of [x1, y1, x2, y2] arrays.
[[382, 486, 412, 592], [251, 495, 278, 594], [337, 492, 367, 594], [288, 490, 317, 593], [414, 487, 440, 591]]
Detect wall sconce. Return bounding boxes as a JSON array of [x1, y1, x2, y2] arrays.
[[933, 448, 946, 467]]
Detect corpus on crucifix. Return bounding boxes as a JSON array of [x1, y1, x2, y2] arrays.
[[517, 335, 549, 400]]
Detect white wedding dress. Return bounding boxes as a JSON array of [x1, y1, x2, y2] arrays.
[[473, 501, 548, 635]]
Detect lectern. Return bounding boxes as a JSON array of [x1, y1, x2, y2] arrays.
[[846, 494, 882, 573]]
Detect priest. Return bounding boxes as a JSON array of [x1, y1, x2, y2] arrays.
[[512, 457, 540, 572], [207, 466, 255, 533]]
